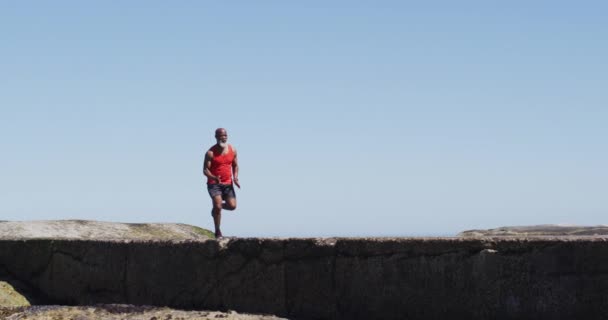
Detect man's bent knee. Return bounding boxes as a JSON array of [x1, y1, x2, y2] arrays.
[[223, 199, 237, 211], [223, 204, 236, 211]]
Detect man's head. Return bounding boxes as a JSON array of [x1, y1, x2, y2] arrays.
[[215, 128, 228, 148]]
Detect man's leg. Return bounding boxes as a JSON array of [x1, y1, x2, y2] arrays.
[[211, 195, 224, 237], [222, 185, 237, 211], [223, 197, 237, 211]]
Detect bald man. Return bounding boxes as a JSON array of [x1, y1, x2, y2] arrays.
[[203, 128, 240, 238]]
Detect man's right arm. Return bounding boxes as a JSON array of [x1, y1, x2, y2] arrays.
[[203, 151, 220, 183]]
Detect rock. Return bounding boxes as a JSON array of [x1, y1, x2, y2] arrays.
[[0, 220, 214, 240], [458, 224, 608, 237], [0, 281, 30, 308]]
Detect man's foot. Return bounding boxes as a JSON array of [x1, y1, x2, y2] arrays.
[[215, 230, 223, 239]]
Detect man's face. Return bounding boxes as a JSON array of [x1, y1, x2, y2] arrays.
[[216, 130, 228, 146]]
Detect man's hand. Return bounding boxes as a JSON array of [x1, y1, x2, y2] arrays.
[[215, 175, 221, 184], [233, 177, 241, 189]]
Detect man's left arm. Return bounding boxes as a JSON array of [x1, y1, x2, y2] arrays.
[[232, 148, 240, 188]]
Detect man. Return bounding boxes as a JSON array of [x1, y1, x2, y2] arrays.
[[204, 128, 240, 238]]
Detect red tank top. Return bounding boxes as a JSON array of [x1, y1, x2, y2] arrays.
[[207, 144, 235, 184]]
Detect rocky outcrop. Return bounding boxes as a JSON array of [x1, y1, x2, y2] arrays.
[[0, 220, 214, 240], [459, 225, 608, 237], [0, 281, 29, 308], [1, 237, 608, 319]]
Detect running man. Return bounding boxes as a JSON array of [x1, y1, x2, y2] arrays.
[[203, 128, 240, 238]]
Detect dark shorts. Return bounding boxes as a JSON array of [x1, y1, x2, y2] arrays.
[[207, 183, 236, 199]]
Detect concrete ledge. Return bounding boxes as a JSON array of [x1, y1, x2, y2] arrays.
[[1, 237, 608, 319]]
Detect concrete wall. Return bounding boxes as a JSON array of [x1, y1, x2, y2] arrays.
[[1, 237, 607, 319]]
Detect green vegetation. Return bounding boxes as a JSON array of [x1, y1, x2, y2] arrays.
[[0, 281, 30, 308], [189, 225, 216, 238], [126, 223, 215, 240]]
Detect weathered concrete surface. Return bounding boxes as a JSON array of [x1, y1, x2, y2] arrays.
[[0, 220, 214, 240], [1, 304, 287, 320], [1, 237, 608, 320], [459, 224, 608, 237]]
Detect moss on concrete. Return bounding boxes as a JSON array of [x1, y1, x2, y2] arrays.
[[125, 223, 215, 240], [128, 224, 176, 239], [190, 225, 216, 238], [0, 281, 30, 307]]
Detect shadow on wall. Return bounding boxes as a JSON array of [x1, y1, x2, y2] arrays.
[[0, 272, 53, 307]]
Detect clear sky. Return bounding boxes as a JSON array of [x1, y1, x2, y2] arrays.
[[1, 1, 607, 237]]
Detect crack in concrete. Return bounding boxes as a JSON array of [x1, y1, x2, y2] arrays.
[[335, 248, 476, 261], [200, 253, 251, 307], [545, 270, 608, 277], [169, 287, 198, 308], [25, 242, 56, 280], [282, 242, 288, 317], [122, 247, 129, 303], [331, 247, 338, 320], [52, 249, 104, 270]]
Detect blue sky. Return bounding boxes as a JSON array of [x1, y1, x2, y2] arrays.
[[1, 1, 607, 237]]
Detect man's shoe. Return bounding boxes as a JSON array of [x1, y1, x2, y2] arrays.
[[215, 230, 223, 239]]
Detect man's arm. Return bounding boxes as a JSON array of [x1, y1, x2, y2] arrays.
[[203, 151, 220, 183], [232, 147, 240, 188]]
